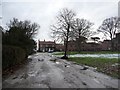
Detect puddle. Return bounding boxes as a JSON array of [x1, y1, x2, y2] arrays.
[[55, 54, 119, 58], [56, 62, 60, 64], [93, 78, 100, 84], [70, 54, 119, 58]]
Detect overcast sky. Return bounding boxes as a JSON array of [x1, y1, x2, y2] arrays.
[[1, 0, 119, 42]]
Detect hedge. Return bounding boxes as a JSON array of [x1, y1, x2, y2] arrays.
[[2, 45, 26, 70]]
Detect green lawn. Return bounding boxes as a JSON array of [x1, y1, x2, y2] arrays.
[[54, 51, 120, 55], [67, 57, 119, 78]]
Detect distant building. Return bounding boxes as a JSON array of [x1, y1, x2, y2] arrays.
[[100, 40, 111, 51], [56, 44, 64, 51], [82, 42, 101, 51], [67, 40, 77, 51], [67, 41, 101, 51], [38, 33, 120, 52], [38, 40, 56, 52]]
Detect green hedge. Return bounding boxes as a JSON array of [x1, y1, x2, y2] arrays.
[[2, 45, 26, 70]]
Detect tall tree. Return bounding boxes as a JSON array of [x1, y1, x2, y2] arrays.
[[98, 17, 120, 51], [71, 18, 94, 52], [7, 18, 39, 39], [51, 8, 76, 59], [3, 18, 40, 55]]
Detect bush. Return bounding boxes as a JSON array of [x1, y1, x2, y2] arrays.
[[2, 45, 26, 70]]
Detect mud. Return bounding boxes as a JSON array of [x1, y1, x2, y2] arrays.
[[2, 53, 119, 88]]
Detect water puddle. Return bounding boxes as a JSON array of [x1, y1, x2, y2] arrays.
[[70, 54, 119, 58], [93, 78, 100, 84], [56, 62, 60, 64], [55, 54, 119, 58]]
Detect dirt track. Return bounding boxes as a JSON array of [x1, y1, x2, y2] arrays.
[[2, 53, 119, 88]]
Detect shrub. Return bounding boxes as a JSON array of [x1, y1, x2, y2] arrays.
[[2, 45, 26, 70]]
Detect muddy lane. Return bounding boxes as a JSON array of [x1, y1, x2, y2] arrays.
[[2, 53, 69, 88], [2, 53, 119, 88]]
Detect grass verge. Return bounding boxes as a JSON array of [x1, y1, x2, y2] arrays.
[[54, 51, 120, 55], [67, 57, 119, 79]]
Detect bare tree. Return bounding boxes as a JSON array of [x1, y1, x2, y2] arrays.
[[8, 18, 40, 39], [98, 17, 120, 51], [71, 18, 94, 52], [51, 8, 76, 59]]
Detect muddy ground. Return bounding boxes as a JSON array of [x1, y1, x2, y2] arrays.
[[2, 53, 119, 88]]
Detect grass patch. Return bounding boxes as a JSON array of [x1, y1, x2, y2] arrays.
[[54, 51, 120, 55], [68, 57, 119, 78]]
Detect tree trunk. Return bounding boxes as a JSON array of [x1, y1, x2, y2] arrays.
[[78, 31, 81, 53], [64, 39, 68, 58], [111, 39, 114, 51], [110, 34, 114, 51], [61, 38, 68, 59], [61, 25, 70, 59], [77, 38, 81, 53]]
